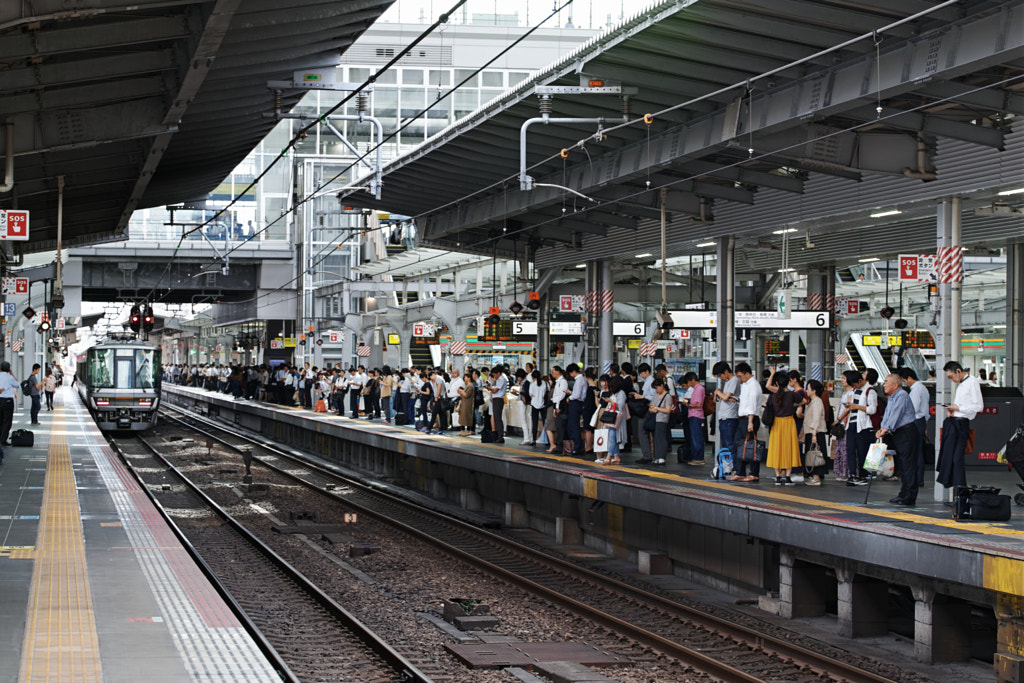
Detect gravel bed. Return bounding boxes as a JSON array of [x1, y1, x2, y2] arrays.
[[140, 430, 703, 683]]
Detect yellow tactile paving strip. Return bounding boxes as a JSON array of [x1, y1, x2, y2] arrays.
[[19, 404, 103, 683]]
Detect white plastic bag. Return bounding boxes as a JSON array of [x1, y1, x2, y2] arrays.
[[864, 440, 887, 472], [594, 428, 610, 453]]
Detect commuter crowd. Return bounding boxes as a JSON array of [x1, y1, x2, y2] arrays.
[[163, 357, 991, 501]]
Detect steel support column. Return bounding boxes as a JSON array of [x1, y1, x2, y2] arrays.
[[805, 270, 827, 384], [1007, 243, 1024, 389], [934, 199, 954, 502], [599, 260, 614, 375], [715, 236, 735, 366], [950, 196, 962, 365]]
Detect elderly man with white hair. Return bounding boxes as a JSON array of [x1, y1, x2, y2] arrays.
[[875, 373, 920, 506]]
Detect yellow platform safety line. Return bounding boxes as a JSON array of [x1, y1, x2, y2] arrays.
[[256, 398, 1024, 594], [19, 404, 103, 683]]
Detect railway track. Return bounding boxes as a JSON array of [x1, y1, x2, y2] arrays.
[[158, 404, 914, 683], [109, 433, 432, 683]]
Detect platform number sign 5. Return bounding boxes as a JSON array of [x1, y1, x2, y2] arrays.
[[0, 210, 29, 241]]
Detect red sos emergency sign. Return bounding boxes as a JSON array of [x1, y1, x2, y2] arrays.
[[0, 210, 29, 240]]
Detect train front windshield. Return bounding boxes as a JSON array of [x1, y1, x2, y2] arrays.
[[89, 348, 161, 390]]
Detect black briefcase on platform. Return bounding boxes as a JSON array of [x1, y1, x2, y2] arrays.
[[394, 413, 410, 426], [480, 429, 498, 443], [953, 485, 1011, 522], [11, 429, 34, 447]]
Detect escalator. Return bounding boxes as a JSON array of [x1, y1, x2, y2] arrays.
[[846, 339, 865, 373]]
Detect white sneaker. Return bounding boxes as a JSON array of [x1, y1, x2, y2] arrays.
[[594, 457, 608, 464], [654, 458, 666, 465]]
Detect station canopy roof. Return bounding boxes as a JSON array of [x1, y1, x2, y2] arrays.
[[343, 0, 1024, 275], [0, 0, 393, 255]]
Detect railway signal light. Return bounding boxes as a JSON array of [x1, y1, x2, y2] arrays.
[[142, 305, 154, 333], [129, 305, 142, 333]]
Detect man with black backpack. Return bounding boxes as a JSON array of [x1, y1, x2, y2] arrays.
[[27, 364, 42, 425]]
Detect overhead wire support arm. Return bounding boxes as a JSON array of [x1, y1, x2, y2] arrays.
[[519, 84, 636, 191]]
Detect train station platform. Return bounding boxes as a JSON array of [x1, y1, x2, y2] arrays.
[[165, 383, 1024, 677], [0, 387, 280, 683]]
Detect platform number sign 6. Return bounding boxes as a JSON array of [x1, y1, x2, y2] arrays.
[[815, 313, 826, 327]]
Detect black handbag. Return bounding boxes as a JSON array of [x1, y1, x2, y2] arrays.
[[600, 410, 618, 425], [627, 398, 649, 417], [643, 412, 657, 432], [761, 396, 776, 428]]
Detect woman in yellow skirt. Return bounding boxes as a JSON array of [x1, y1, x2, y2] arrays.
[[766, 371, 802, 485]]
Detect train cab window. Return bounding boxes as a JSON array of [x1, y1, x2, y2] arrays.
[[88, 349, 115, 388], [135, 349, 160, 390]]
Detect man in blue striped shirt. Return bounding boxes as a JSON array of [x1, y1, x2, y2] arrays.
[[876, 373, 919, 506]]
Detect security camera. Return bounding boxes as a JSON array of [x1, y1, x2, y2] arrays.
[[655, 307, 674, 330]]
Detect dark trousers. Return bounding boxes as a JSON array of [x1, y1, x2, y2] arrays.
[[567, 400, 583, 454], [350, 390, 360, 418], [0, 397, 13, 444], [718, 418, 739, 458], [688, 416, 705, 462], [847, 426, 872, 479], [30, 395, 41, 423], [45, 391, 54, 410], [491, 398, 505, 437], [734, 416, 761, 477], [634, 415, 653, 461], [914, 417, 928, 488], [892, 424, 920, 503], [433, 399, 448, 430], [531, 406, 547, 442], [938, 416, 970, 489], [802, 432, 828, 477]]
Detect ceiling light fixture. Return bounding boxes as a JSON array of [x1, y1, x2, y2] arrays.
[[696, 241, 716, 248], [858, 257, 879, 263], [778, 267, 795, 273], [997, 188, 1024, 196], [575, 264, 586, 269], [870, 209, 902, 218], [635, 252, 652, 258], [772, 228, 798, 235]]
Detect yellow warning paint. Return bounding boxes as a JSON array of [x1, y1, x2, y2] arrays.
[[582, 476, 597, 500], [20, 404, 103, 683], [983, 555, 1024, 597]]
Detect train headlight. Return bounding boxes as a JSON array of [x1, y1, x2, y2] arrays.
[[138, 398, 153, 407], [95, 398, 109, 407]]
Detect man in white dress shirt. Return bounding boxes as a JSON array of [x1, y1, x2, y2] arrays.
[[937, 361, 984, 492]]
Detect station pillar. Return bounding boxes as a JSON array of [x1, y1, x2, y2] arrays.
[[1007, 243, 1024, 389], [934, 197, 962, 502], [804, 269, 828, 384], [715, 236, 735, 364], [598, 260, 614, 375]]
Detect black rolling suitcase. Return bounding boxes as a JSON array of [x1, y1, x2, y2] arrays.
[[394, 413, 410, 426], [11, 429, 34, 447], [480, 429, 497, 443]]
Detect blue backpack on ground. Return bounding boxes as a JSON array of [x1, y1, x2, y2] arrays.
[[711, 448, 734, 479]]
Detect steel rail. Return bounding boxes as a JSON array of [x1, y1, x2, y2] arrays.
[[161, 405, 900, 683], [128, 431, 434, 683], [105, 436, 300, 683]]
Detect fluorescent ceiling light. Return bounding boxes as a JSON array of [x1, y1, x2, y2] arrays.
[[870, 210, 902, 218], [696, 241, 716, 248], [772, 228, 798, 234], [575, 264, 586, 268], [997, 188, 1024, 196], [993, 324, 1007, 329], [858, 257, 879, 263], [778, 267, 795, 272], [635, 252, 652, 258]]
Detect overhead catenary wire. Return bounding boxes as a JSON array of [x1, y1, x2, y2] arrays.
[[140, 0, 475, 303], [418, 0, 966, 220], [148, 0, 576, 307], [352, 73, 1022, 283], [202, 7, 1015, 310]]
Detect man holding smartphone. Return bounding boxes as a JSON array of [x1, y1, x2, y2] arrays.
[[936, 361, 983, 495]]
